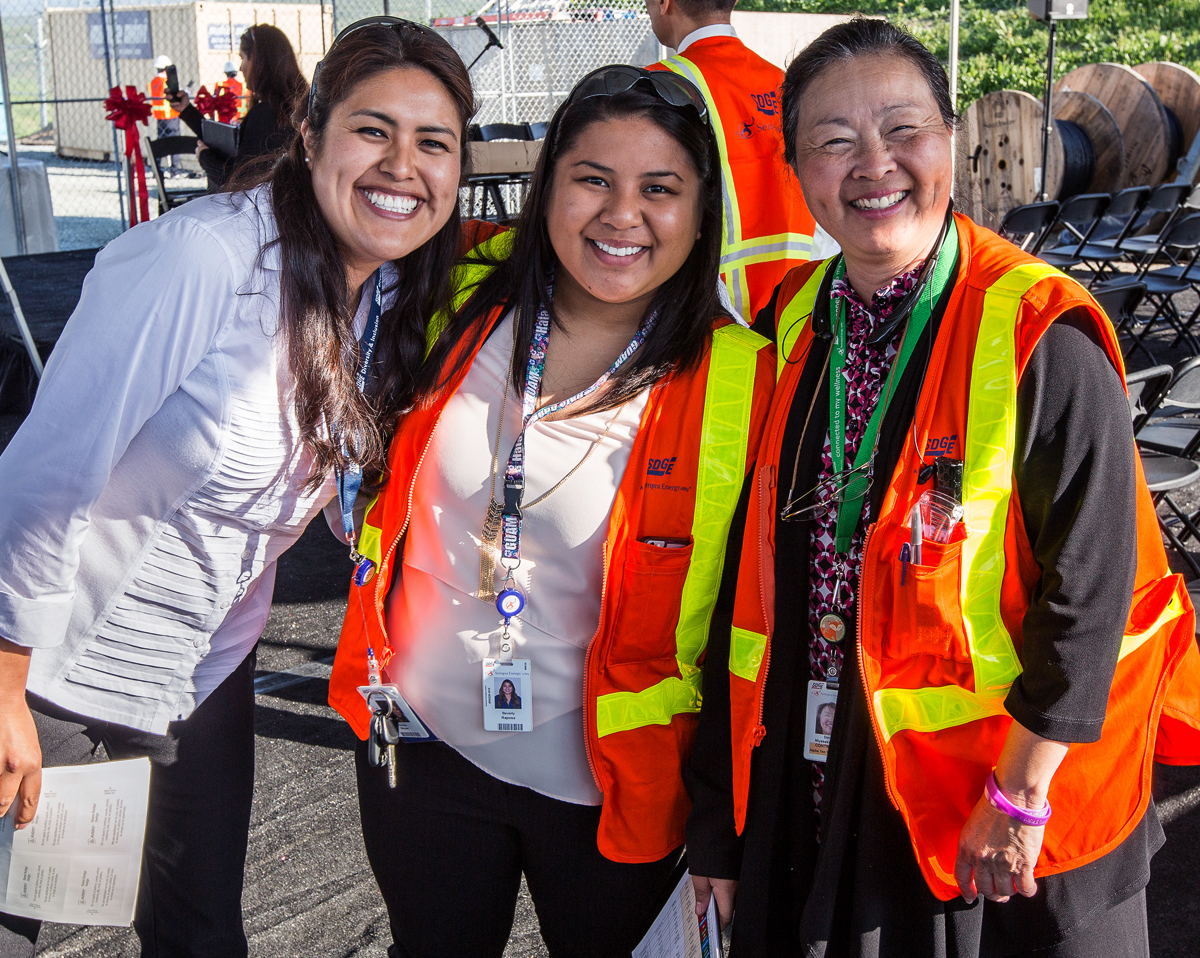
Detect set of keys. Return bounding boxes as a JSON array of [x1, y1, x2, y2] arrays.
[[367, 696, 401, 788]]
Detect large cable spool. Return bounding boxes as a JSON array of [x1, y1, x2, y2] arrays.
[[1055, 62, 1172, 187], [955, 90, 1063, 230], [1053, 91, 1125, 194], [1134, 61, 1200, 182]]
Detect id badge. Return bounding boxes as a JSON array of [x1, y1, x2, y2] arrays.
[[803, 680, 838, 762], [356, 684, 436, 741], [482, 658, 532, 732]]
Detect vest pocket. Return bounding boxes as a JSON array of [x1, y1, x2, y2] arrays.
[[606, 538, 693, 666], [886, 536, 971, 662]]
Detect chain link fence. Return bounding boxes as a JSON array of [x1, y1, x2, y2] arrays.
[[0, 0, 655, 253]]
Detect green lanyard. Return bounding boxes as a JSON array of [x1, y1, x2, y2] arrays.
[[828, 217, 959, 554]]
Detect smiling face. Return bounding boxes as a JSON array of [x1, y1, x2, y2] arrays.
[[304, 66, 463, 291], [545, 114, 703, 318], [790, 54, 953, 288], [500, 680, 515, 698]]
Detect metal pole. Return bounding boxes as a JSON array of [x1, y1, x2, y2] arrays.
[[0, 256, 42, 377], [1038, 18, 1056, 203], [0, 12, 27, 255], [98, 0, 127, 227], [35, 19, 47, 130], [948, 0, 960, 111]]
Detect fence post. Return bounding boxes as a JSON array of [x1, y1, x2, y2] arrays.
[[0, 12, 28, 255], [98, 0, 127, 227]]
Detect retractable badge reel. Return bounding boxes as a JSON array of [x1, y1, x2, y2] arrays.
[[482, 562, 534, 733]]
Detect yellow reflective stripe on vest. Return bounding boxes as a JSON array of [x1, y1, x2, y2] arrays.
[[729, 626, 768, 682], [425, 230, 516, 356], [721, 232, 814, 271], [596, 324, 763, 737], [660, 56, 750, 315], [357, 494, 384, 570], [776, 259, 834, 380], [1118, 591, 1187, 662], [875, 262, 1062, 742]]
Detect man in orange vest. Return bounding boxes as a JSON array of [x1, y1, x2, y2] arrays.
[[646, 0, 815, 320], [216, 61, 246, 120], [149, 55, 181, 174]]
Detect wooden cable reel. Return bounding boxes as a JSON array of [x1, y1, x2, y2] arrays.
[[1134, 61, 1200, 183], [955, 90, 1063, 230], [1055, 62, 1172, 188]]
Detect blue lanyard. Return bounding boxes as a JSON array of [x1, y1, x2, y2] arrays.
[[498, 303, 655, 565], [336, 268, 384, 585]]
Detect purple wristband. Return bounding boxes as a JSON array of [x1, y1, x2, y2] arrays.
[[984, 771, 1052, 826]]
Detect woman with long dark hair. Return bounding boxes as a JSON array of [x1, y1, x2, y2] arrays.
[[327, 64, 777, 957], [0, 18, 471, 958], [170, 23, 307, 188]]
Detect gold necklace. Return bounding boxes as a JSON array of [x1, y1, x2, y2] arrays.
[[478, 326, 625, 600]]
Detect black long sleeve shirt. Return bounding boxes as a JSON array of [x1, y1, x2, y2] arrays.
[[178, 101, 293, 190]]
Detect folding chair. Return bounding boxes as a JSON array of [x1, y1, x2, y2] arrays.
[[997, 201, 1058, 252], [1127, 364, 1200, 576], [1136, 355, 1200, 458], [465, 124, 534, 222], [1109, 214, 1200, 362], [1035, 192, 1111, 267], [1064, 187, 1150, 285], [1114, 182, 1194, 264], [144, 134, 206, 215], [1092, 280, 1146, 342]]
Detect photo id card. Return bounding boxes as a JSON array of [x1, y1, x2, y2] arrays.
[[803, 680, 839, 762], [356, 684, 436, 741], [482, 658, 532, 732]]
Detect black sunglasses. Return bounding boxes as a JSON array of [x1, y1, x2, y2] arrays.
[[566, 65, 709, 126], [309, 16, 445, 115]]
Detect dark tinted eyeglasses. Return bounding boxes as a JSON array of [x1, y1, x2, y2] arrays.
[[567, 65, 709, 126], [309, 16, 445, 114]]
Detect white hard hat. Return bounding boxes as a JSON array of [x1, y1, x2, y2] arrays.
[[154, 55, 172, 70], [223, 60, 237, 75]]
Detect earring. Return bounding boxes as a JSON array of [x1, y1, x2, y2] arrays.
[[304, 156, 311, 166]]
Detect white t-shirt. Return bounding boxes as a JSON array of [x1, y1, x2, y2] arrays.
[[383, 312, 649, 804]]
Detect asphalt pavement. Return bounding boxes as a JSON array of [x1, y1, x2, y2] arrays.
[[4, 275, 1200, 956]]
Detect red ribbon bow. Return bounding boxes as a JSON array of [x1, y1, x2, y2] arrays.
[[212, 88, 239, 125], [193, 85, 215, 117], [104, 85, 152, 227]]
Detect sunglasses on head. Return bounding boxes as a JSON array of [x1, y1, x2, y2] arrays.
[[309, 16, 445, 115], [566, 65, 709, 126]]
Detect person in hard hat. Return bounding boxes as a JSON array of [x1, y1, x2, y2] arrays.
[[646, 0, 816, 321], [149, 54, 181, 174], [170, 25, 304, 190], [216, 60, 246, 120]]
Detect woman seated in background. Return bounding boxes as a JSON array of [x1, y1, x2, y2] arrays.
[[0, 19, 471, 958], [327, 64, 776, 957], [170, 23, 306, 189], [685, 16, 1200, 958]]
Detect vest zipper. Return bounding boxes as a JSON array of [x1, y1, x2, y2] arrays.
[[581, 539, 611, 791], [753, 463, 776, 743], [856, 521, 899, 809], [372, 427, 440, 642]]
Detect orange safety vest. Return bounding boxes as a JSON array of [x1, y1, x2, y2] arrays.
[[329, 252, 776, 862], [218, 77, 246, 116], [650, 36, 815, 321], [727, 212, 1200, 900], [149, 74, 176, 120]]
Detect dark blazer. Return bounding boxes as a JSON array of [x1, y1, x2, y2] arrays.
[[495, 693, 521, 710]]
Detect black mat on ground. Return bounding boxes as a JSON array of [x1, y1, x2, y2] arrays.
[[0, 247, 99, 414]]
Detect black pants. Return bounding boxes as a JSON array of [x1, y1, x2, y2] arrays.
[[0, 651, 256, 958], [356, 740, 683, 958]]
